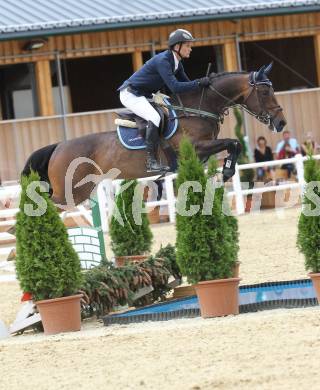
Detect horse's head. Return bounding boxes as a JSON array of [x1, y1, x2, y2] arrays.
[[243, 63, 286, 132]]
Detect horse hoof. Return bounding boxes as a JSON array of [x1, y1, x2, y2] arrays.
[[222, 168, 234, 182]]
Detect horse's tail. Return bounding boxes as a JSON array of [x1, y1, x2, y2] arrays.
[[22, 143, 59, 187]]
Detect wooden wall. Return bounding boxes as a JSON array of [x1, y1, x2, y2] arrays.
[[1, 11, 320, 181], [0, 110, 117, 181], [0, 12, 319, 119], [1, 88, 319, 182], [0, 13, 319, 64]]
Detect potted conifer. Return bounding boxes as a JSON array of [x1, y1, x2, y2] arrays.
[[15, 172, 83, 335], [110, 179, 153, 267], [176, 138, 240, 318], [297, 155, 320, 302]]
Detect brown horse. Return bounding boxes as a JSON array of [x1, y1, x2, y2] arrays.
[[22, 63, 286, 208]]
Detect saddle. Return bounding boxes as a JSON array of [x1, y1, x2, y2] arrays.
[[115, 94, 170, 138], [115, 95, 178, 171]]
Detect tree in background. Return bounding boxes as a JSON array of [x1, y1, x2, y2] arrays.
[[234, 107, 255, 186]]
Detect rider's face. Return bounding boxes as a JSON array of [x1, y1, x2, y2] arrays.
[[178, 42, 193, 58]]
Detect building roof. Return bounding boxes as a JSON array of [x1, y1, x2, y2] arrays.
[[0, 0, 319, 40]]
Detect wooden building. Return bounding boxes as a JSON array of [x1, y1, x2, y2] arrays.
[[0, 0, 320, 180]]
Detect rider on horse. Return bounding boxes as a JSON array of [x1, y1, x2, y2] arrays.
[[118, 29, 211, 172]]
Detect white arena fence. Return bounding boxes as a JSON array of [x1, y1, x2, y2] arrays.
[[97, 153, 319, 231], [0, 154, 318, 236], [230, 153, 308, 215], [0, 183, 93, 231], [0, 184, 93, 254]]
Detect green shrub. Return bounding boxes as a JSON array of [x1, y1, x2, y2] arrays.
[[134, 256, 172, 307], [81, 256, 172, 316], [15, 172, 83, 301], [176, 138, 239, 284], [156, 244, 181, 280], [234, 107, 255, 186], [297, 155, 320, 273], [110, 179, 153, 256], [81, 244, 182, 316], [234, 107, 247, 158], [81, 261, 140, 315]]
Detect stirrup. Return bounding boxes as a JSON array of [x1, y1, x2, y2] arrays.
[[146, 165, 170, 173], [146, 159, 170, 173]]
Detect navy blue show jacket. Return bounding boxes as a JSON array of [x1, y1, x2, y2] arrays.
[[118, 50, 199, 97]]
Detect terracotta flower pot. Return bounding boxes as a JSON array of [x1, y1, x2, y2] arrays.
[[309, 272, 320, 303], [115, 255, 149, 267], [195, 277, 241, 318], [36, 294, 82, 335]]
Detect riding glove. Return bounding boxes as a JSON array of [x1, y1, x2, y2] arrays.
[[197, 77, 210, 87]]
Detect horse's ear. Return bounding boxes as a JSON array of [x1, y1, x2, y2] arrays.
[[256, 65, 266, 81], [264, 62, 273, 75]]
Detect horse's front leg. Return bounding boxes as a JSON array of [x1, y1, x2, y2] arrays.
[[195, 138, 242, 181]]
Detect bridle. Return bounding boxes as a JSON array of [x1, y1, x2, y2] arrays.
[[242, 72, 283, 130], [207, 72, 283, 130]]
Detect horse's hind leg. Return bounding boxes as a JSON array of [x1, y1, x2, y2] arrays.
[[50, 195, 67, 211], [47, 173, 67, 209]]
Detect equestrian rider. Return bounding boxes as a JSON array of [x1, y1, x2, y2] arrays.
[[118, 29, 210, 172]]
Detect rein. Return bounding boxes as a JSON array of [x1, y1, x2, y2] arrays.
[[166, 90, 225, 124], [167, 103, 223, 122], [165, 72, 282, 129]]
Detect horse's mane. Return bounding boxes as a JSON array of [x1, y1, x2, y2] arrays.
[[209, 71, 248, 80]]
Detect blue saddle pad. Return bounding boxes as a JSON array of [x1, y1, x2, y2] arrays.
[[117, 99, 178, 150]]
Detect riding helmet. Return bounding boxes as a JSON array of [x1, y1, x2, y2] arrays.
[[168, 29, 195, 47]]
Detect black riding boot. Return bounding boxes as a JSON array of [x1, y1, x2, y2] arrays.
[[145, 121, 170, 172]]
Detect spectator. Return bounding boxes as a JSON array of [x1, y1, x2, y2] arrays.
[[301, 132, 318, 156], [276, 130, 300, 179], [278, 142, 297, 179], [275, 130, 300, 156], [254, 136, 274, 181]]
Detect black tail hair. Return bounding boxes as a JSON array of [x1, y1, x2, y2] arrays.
[[21, 143, 59, 187]]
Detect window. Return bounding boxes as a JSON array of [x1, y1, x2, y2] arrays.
[[64, 54, 133, 112], [0, 63, 38, 119], [240, 37, 318, 91]]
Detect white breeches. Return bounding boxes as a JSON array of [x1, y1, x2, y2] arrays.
[[119, 88, 161, 127]]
